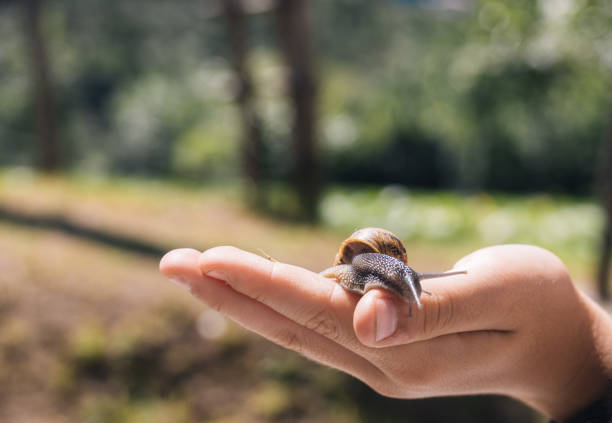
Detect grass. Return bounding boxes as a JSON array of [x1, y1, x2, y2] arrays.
[[320, 185, 604, 282], [0, 167, 604, 422], [0, 169, 603, 286], [1, 167, 601, 283]]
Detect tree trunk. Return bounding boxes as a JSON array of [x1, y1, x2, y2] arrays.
[[223, 0, 265, 207], [597, 107, 612, 300], [274, 0, 319, 221], [22, 0, 59, 172]]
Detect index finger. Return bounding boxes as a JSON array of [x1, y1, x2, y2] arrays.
[[198, 246, 364, 349]]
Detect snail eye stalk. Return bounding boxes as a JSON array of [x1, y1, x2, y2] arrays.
[[404, 274, 422, 310], [417, 270, 467, 280]]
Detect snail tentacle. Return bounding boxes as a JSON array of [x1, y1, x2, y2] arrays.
[[417, 270, 467, 280], [405, 274, 422, 310]]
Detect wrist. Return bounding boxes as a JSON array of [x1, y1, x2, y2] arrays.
[[546, 292, 612, 421]]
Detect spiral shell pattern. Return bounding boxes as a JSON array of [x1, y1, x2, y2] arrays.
[[333, 227, 407, 266]]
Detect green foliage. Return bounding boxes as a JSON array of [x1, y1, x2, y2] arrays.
[[321, 185, 603, 271], [1, 0, 611, 193], [316, 0, 612, 192]]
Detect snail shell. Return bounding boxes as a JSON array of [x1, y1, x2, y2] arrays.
[[323, 227, 466, 317], [333, 227, 407, 266]]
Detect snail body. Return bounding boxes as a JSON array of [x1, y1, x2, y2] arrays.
[[321, 227, 465, 316]]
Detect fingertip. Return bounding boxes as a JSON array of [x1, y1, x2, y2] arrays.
[[198, 245, 246, 271], [198, 246, 277, 283], [159, 248, 202, 279]]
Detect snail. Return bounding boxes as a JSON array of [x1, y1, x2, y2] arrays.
[[320, 228, 466, 316]]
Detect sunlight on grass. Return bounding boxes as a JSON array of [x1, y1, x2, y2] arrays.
[[1, 167, 604, 280], [320, 185, 604, 279]]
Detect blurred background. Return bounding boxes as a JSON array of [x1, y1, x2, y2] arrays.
[[1, 0, 611, 421]]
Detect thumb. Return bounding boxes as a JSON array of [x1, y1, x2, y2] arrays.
[[352, 245, 551, 347], [352, 280, 473, 348]]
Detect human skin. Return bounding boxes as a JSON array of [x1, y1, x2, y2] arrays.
[[159, 244, 612, 421]]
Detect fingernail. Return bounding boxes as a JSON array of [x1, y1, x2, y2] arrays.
[[375, 298, 397, 342], [168, 276, 191, 292], [206, 270, 226, 281]]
